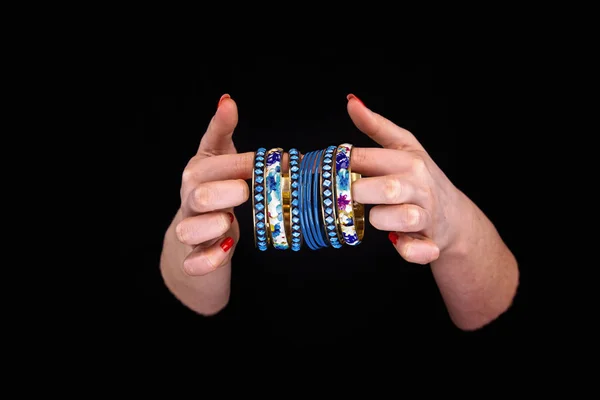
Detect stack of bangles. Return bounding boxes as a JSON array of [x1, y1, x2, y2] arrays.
[[252, 144, 365, 251]]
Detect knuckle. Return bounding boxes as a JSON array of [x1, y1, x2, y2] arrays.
[[181, 168, 195, 187], [201, 253, 219, 272], [405, 206, 421, 228], [411, 156, 428, 176], [181, 157, 200, 186], [175, 222, 187, 243], [193, 185, 214, 209], [217, 213, 230, 234], [383, 176, 403, 202], [402, 243, 414, 261]]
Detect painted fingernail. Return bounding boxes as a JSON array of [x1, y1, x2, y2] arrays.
[[388, 232, 398, 245], [228, 212, 234, 223], [217, 94, 231, 109], [220, 237, 234, 252], [346, 93, 365, 106]]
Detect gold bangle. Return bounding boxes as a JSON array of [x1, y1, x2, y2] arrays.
[[282, 174, 291, 245], [351, 172, 365, 244]]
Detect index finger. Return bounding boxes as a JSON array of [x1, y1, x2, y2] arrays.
[[350, 147, 416, 177], [185, 151, 291, 184], [187, 147, 405, 184]]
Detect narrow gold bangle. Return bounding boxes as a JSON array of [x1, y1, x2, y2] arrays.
[[282, 174, 291, 245], [351, 172, 365, 243]]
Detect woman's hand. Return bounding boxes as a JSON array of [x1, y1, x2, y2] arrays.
[[174, 94, 249, 276], [347, 94, 518, 330], [160, 94, 254, 315], [348, 94, 466, 264]]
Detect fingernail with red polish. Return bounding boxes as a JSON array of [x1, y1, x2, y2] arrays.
[[217, 94, 231, 109], [347, 93, 365, 106], [228, 212, 234, 223], [220, 237, 234, 252], [388, 232, 398, 245]]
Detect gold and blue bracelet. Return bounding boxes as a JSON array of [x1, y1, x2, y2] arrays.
[[265, 148, 289, 250], [251, 144, 364, 251]]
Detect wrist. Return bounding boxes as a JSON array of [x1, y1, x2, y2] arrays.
[[440, 188, 477, 260]]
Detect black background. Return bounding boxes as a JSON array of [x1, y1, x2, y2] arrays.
[[121, 56, 532, 352]]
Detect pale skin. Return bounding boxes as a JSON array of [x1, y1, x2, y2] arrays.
[[160, 93, 519, 331]]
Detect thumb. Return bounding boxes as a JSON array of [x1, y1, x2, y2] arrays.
[[198, 94, 239, 156], [346, 94, 424, 152]]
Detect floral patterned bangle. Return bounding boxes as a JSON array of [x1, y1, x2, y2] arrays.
[[265, 148, 289, 250], [334, 143, 364, 246]]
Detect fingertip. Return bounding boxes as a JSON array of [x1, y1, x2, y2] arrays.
[[388, 231, 399, 245], [346, 95, 376, 134], [214, 94, 239, 128], [347, 93, 365, 106], [217, 93, 231, 109]]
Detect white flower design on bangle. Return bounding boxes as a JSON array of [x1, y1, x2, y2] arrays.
[[265, 148, 289, 250]]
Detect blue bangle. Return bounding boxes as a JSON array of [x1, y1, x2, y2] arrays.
[[252, 147, 268, 251], [321, 145, 342, 248], [300, 151, 318, 250], [311, 149, 329, 248], [289, 148, 302, 251], [310, 150, 328, 249], [300, 151, 319, 250]]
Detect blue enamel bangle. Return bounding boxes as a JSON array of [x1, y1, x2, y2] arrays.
[[308, 150, 327, 249], [311, 149, 329, 248], [252, 147, 268, 250], [299, 151, 317, 250], [321, 145, 342, 248], [265, 148, 289, 250], [289, 148, 302, 251]]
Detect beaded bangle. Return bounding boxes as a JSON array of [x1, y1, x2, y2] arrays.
[[252, 147, 268, 250], [320, 145, 342, 248], [288, 148, 302, 251]]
